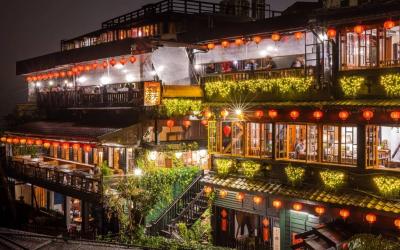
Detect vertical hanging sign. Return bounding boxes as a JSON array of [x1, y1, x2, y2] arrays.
[[273, 226, 280, 250], [144, 81, 161, 106]]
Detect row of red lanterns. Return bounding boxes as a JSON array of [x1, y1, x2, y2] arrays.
[[0, 137, 93, 152], [166, 119, 209, 129], [326, 19, 396, 39], [205, 187, 400, 229], [207, 31, 304, 50], [26, 56, 137, 83]]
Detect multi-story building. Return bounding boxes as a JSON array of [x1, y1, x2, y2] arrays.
[[1, 0, 400, 249]]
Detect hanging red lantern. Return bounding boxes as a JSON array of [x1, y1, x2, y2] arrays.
[[32, 76, 38, 81], [255, 110, 264, 119], [67, 71, 73, 77], [207, 43, 215, 50], [102, 61, 108, 69], [219, 190, 228, 198], [72, 67, 79, 74], [384, 20, 395, 30], [272, 200, 282, 209], [390, 111, 400, 121], [365, 213, 376, 224], [12, 138, 20, 144], [339, 209, 350, 220], [72, 143, 80, 150], [120, 57, 127, 65], [223, 125, 232, 137], [200, 119, 209, 126], [35, 139, 43, 146], [43, 142, 51, 148], [0, 137, 6, 142], [53, 72, 60, 78], [221, 209, 228, 232], [252, 36, 262, 44], [290, 110, 300, 120], [268, 109, 278, 119], [313, 110, 324, 120], [235, 38, 244, 46], [315, 206, 325, 216], [60, 71, 66, 78], [293, 203, 303, 211], [339, 110, 350, 121], [271, 33, 281, 42], [26, 76, 32, 82], [220, 109, 229, 119], [62, 143, 69, 149], [253, 196, 262, 205], [129, 56, 137, 64], [19, 138, 26, 144], [362, 110, 374, 121], [262, 218, 270, 242], [52, 142, 60, 147], [204, 110, 212, 119], [92, 62, 98, 70], [109, 58, 117, 67], [354, 25, 365, 34], [84, 65, 91, 71], [83, 145, 92, 152], [182, 120, 191, 128], [221, 40, 230, 48], [294, 32, 303, 40], [236, 192, 245, 201], [166, 119, 175, 129], [42, 74, 48, 80], [78, 65, 84, 71], [6, 138, 12, 144], [327, 28, 337, 39], [26, 139, 34, 145], [394, 218, 400, 229]]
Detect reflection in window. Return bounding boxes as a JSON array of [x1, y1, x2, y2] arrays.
[[246, 123, 272, 158], [221, 121, 244, 155]]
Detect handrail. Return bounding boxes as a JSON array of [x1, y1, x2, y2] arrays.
[[147, 169, 204, 235]]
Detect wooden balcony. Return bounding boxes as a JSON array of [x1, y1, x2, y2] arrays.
[[36, 90, 143, 109], [6, 157, 102, 202]]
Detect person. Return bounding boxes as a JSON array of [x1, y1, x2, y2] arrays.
[[265, 56, 277, 70], [245, 60, 257, 71], [205, 64, 216, 74], [295, 139, 305, 159], [291, 56, 305, 68]]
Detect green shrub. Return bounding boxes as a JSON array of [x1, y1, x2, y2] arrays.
[[373, 176, 400, 198], [319, 170, 346, 191], [348, 234, 400, 250], [215, 159, 234, 176], [241, 161, 261, 178], [284, 164, 305, 186]]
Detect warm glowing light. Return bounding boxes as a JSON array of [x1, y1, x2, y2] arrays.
[[219, 190, 228, 198], [339, 110, 350, 121], [354, 25, 365, 34], [204, 186, 213, 194], [221, 40, 230, 48], [365, 213, 376, 224], [129, 56, 137, 64], [339, 209, 350, 220], [327, 28, 337, 39], [166, 119, 175, 129], [394, 218, 400, 229], [272, 200, 282, 209], [390, 111, 400, 121], [362, 110, 374, 121], [119, 57, 127, 65], [253, 196, 262, 205], [62, 143, 69, 149], [52, 142, 60, 147], [19, 138, 26, 144], [292, 203, 303, 211], [83, 145, 92, 152], [290, 110, 300, 120], [102, 61, 108, 69], [201, 119, 208, 126], [268, 109, 278, 119], [110, 58, 117, 66], [204, 110, 213, 119], [236, 192, 245, 201], [223, 125, 232, 137], [315, 206, 325, 216], [384, 20, 395, 30], [43, 142, 51, 148], [133, 168, 143, 176], [252, 36, 262, 44], [255, 110, 264, 119], [235, 38, 244, 46], [72, 143, 80, 150], [271, 33, 281, 41], [182, 120, 191, 128], [6, 138, 12, 144], [221, 109, 229, 118], [294, 32, 303, 40], [0, 137, 6, 142], [148, 151, 157, 161], [35, 140, 43, 146], [207, 43, 215, 50], [313, 110, 324, 120], [12, 138, 20, 144], [235, 109, 243, 116], [27, 139, 34, 145]]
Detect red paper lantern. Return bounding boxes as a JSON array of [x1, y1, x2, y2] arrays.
[[268, 109, 278, 119], [362, 110, 374, 121], [43, 142, 51, 148], [253, 196, 262, 205], [6, 138, 12, 144], [390, 111, 400, 121], [207, 43, 215, 50], [339, 110, 350, 121], [235, 38, 244, 46], [272, 200, 282, 209], [221, 209, 228, 232], [0, 137, 6, 142], [53, 72, 60, 78], [271, 33, 281, 41], [72, 143, 80, 150], [327, 28, 337, 39], [67, 71, 73, 77], [313, 110, 324, 120], [110, 58, 117, 67], [182, 120, 191, 128], [62, 143, 69, 149], [252, 36, 262, 44], [83, 145, 92, 152], [384, 20, 395, 30], [72, 67, 79, 74], [365, 213, 376, 224], [129, 56, 136, 64], [219, 190, 228, 198], [293, 203, 303, 211], [290, 110, 300, 120], [78, 65, 84, 72], [84, 65, 91, 71], [19, 138, 26, 144], [294, 32, 303, 40], [26, 76, 32, 82], [315, 206, 325, 216], [223, 125, 232, 137], [221, 40, 230, 48], [35, 140, 43, 146], [26, 139, 34, 145], [354, 25, 365, 34], [236, 192, 245, 201], [166, 119, 175, 129], [60, 71, 66, 78], [220, 109, 229, 119], [32, 76, 38, 81], [339, 209, 350, 220], [119, 57, 127, 65], [255, 110, 264, 119], [12, 138, 20, 144], [394, 218, 400, 229], [102, 61, 108, 69], [201, 119, 209, 126], [52, 142, 60, 147], [92, 62, 98, 70]]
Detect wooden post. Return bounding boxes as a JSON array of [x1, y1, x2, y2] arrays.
[[357, 124, 366, 171], [82, 201, 89, 234]]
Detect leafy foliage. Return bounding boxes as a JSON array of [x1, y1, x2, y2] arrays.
[[100, 161, 113, 177], [284, 164, 305, 186], [339, 76, 365, 97], [380, 73, 400, 96], [204, 77, 313, 98], [12, 145, 40, 158], [162, 98, 202, 117], [348, 234, 400, 250], [215, 159, 235, 177], [240, 161, 261, 178], [373, 176, 400, 198], [319, 170, 346, 191]]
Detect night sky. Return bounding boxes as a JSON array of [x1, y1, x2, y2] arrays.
[[0, 0, 314, 126]]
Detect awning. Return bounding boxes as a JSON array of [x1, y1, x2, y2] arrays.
[[201, 174, 400, 214]]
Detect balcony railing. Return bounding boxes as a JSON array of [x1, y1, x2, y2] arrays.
[[201, 67, 314, 83], [36, 90, 143, 109]]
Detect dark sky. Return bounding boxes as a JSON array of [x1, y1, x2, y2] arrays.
[[0, 0, 314, 123]]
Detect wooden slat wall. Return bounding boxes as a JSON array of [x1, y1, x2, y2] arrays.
[[214, 190, 266, 216]]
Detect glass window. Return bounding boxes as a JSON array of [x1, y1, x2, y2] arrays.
[[341, 126, 357, 165], [208, 121, 218, 153], [246, 123, 272, 158], [220, 121, 244, 155], [323, 125, 339, 163]]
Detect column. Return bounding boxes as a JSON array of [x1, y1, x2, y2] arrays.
[[357, 124, 366, 171], [81, 201, 89, 233]]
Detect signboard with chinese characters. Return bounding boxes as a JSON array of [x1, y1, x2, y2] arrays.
[[273, 226, 280, 250], [144, 82, 161, 106]]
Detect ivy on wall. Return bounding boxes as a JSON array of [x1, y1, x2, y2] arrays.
[[319, 170, 346, 191], [380, 73, 400, 97], [373, 176, 400, 198], [240, 161, 261, 179], [162, 98, 202, 117], [204, 77, 313, 98], [284, 164, 305, 187], [339, 76, 365, 97], [215, 158, 235, 177]]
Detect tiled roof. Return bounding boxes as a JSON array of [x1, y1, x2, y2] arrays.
[[201, 175, 400, 214]]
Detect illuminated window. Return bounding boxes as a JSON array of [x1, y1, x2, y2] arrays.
[[221, 121, 244, 156], [341, 126, 357, 165], [323, 125, 339, 163], [208, 121, 218, 153], [246, 122, 272, 158]]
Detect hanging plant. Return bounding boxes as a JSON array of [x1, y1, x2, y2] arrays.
[[284, 164, 305, 186], [380, 73, 400, 96], [319, 170, 346, 191], [215, 158, 235, 177], [373, 176, 400, 198], [162, 98, 202, 117], [240, 161, 261, 179], [204, 77, 313, 98], [339, 76, 365, 97]]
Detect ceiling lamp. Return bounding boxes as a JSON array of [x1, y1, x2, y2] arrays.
[[221, 40, 230, 48], [327, 28, 337, 39], [313, 110, 324, 120], [384, 19, 395, 30], [362, 110, 374, 121], [207, 43, 215, 50], [290, 110, 300, 120], [338, 110, 350, 121], [354, 25, 365, 34], [271, 33, 281, 42], [252, 36, 262, 44], [294, 32, 303, 40]]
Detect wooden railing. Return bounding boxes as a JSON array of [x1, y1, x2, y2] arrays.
[[201, 67, 314, 83], [147, 170, 204, 236], [36, 90, 143, 109], [7, 161, 102, 199]]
